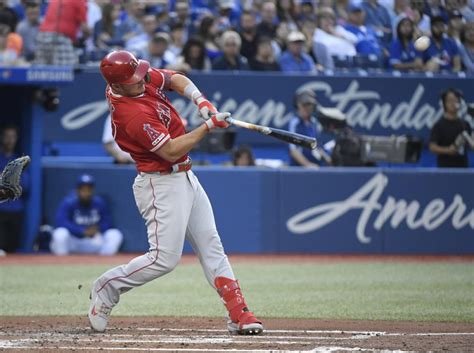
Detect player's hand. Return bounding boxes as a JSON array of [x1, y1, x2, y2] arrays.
[[204, 112, 231, 130], [84, 225, 99, 238], [193, 93, 217, 120]]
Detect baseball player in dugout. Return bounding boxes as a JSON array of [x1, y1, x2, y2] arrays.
[[88, 50, 263, 335], [50, 174, 123, 256]]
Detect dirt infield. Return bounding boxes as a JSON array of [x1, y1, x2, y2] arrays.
[[1, 316, 473, 352]]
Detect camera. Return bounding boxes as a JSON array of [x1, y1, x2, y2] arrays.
[[317, 107, 423, 165]]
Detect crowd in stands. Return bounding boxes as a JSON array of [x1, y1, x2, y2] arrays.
[[0, 0, 473, 73]]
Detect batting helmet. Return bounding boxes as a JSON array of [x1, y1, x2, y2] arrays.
[[100, 51, 150, 85]]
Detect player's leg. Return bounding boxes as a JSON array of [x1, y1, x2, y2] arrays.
[[71, 235, 103, 254], [99, 229, 123, 255], [50, 227, 73, 255], [88, 173, 193, 331], [185, 171, 263, 335]]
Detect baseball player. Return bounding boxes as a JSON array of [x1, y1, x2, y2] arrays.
[[50, 174, 123, 255], [88, 50, 263, 335]]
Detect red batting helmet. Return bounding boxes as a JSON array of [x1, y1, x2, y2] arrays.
[[100, 50, 150, 85]]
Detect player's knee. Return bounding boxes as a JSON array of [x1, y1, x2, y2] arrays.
[[100, 229, 124, 256], [153, 250, 181, 274], [50, 227, 70, 255]]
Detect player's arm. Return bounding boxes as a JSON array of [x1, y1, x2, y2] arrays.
[[290, 147, 320, 168], [154, 73, 229, 162]]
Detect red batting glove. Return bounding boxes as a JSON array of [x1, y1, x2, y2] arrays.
[[204, 112, 231, 130], [193, 93, 217, 120]]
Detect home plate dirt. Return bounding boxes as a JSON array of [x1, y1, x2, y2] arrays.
[[0, 317, 473, 352]]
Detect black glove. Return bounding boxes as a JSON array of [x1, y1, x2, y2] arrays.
[[0, 156, 31, 202]]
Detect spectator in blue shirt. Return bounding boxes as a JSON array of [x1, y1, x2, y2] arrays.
[[423, 16, 461, 72], [279, 31, 316, 72], [344, 4, 383, 58], [0, 125, 29, 253], [288, 89, 331, 167], [388, 17, 423, 71], [361, 0, 392, 46], [50, 174, 123, 256]]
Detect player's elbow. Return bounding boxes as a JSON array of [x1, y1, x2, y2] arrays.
[[154, 142, 182, 163]]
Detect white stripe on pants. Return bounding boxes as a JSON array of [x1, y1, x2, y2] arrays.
[[93, 170, 234, 307]]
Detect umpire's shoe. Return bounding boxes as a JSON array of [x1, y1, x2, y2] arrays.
[[88, 289, 112, 332]]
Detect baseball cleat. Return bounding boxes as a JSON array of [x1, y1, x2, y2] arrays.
[[227, 320, 264, 335], [88, 291, 112, 332]]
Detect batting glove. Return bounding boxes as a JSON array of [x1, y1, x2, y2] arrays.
[[204, 112, 231, 130], [193, 93, 217, 120]]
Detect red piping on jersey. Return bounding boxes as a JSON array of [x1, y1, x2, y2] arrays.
[[97, 178, 160, 293]]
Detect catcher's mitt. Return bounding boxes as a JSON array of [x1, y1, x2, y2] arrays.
[[0, 155, 31, 202]]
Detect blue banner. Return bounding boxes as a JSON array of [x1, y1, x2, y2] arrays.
[[41, 165, 474, 254], [43, 71, 474, 144]]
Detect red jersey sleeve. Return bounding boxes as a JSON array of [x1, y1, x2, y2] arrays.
[[149, 68, 180, 91], [125, 112, 171, 152]]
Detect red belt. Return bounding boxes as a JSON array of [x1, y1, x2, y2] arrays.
[[140, 158, 192, 176]]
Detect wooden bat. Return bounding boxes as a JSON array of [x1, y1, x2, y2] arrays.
[[226, 117, 317, 150]]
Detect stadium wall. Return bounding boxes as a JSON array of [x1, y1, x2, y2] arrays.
[[42, 164, 474, 254]]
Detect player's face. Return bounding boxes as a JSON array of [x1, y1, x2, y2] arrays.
[[114, 79, 146, 97], [77, 185, 94, 204], [443, 92, 460, 115]]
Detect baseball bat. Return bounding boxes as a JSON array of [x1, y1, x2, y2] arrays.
[[226, 117, 317, 150]]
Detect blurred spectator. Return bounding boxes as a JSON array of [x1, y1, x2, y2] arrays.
[[102, 114, 134, 164], [35, 0, 90, 65], [388, 17, 423, 70], [93, 2, 133, 50], [447, 10, 464, 45], [216, 0, 234, 32], [15, 0, 40, 61], [276, 0, 298, 31], [238, 10, 259, 61], [429, 88, 471, 168], [141, 32, 176, 69], [0, 125, 29, 254], [410, 0, 431, 35], [12, 0, 47, 22], [232, 145, 256, 166], [391, 0, 412, 32], [361, 0, 393, 45], [197, 15, 221, 60], [288, 89, 331, 167], [0, 24, 24, 65], [212, 30, 250, 70], [313, 7, 357, 59], [459, 0, 474, 21], [344, 4, 383, 59], [121, 0, 147, 36], [297, 0, 317, 25], [170, 0, 193, 37], [279, 30, 316, 72], [167, 36, 212, 72], [0, 0, 18, 32], [125, 14, 158, 57], [168, 22, 186, 58], [249, 36, 281, 70], [459, 21, 474, 73], [334, 0, 350, 25], [50, 174, 123, 256], [425, 0, 449, 23], [257, 1, 277, 39], [423, 16, 461, 72]]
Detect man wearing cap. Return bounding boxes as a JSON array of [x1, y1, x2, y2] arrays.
[[288, 89, 331, 167], [50, 174, 123, 256], [279, 31, 316, 72], [423, 16, 461, 72]]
